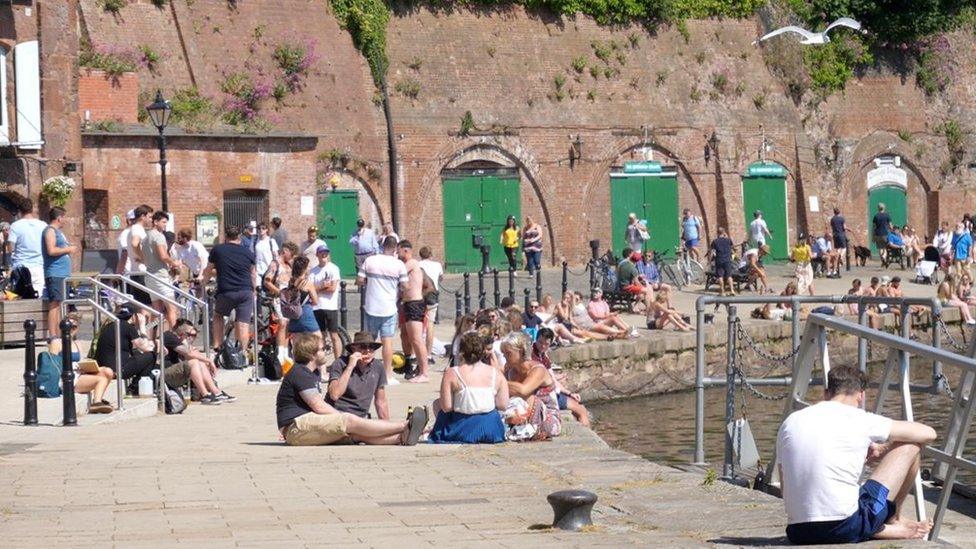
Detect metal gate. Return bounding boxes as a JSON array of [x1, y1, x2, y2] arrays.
[[223, 190, 269, 231]]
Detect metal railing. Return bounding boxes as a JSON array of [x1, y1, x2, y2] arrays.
[[59, 297, 124, 411], [693, 294, 944, 466], [140, 271, 212, 358], [765, 314, 976, 541]]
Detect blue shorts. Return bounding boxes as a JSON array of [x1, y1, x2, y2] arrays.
[[684, 238, 700, 249], [786, 480, 895, 545], [364, 313, 397, 339], [557, 393, 568, 410], [43, 277, 65, 302]]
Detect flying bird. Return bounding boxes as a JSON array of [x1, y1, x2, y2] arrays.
[[752, 17, 864, 46]]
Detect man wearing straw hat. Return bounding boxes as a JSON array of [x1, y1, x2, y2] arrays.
[[326, 332, 389, 419]]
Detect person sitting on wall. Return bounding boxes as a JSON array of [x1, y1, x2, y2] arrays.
[[617, 249, 655, 312], [776, 366, 935, 544], [739, 244, 771, 293]]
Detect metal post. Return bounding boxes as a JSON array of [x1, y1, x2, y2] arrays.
[[693, 303, 705, 465], [508, 268, 515, 300], [535, 268, 543, 303], [359, 285, 365, 331], [932, 313, 943, 391], [477, 271, 486, 310], [339, 281, 348, 329], [791, 296, 801, 372], [454, 291, 462, 320], [23, 320, 38, 426], [158, 128, 169, 212], [463, 273, 471, 314], [523, 288, 531, 312], [857, 302, 867, 371], [722, 306, 737, 479], [561, 261, 569, 296], [845, 246, 851, 271], [492, 269, 500, 307], [589, 259, 596, 290], [250, 289, 260, 382], [60, 319, 77, 426], [202, 300, 212, 361]]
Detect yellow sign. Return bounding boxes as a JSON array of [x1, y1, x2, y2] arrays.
[[239, 174, 253, 183]]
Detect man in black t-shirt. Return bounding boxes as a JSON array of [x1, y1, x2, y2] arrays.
[[162, 319, 233, 405], [95, 305, 157, 382], [275, 333, 427, 446], [872, 204, 892, 262], [203, 225, 256, 352], [830, 208, 848, 256], [709, 227, 735, 296]]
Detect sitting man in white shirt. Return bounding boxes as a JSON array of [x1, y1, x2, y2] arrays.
[[776, 366, 935, 544]]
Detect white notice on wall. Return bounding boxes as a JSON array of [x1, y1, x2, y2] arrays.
[[300, 196, 314, 216], [808, 196, 820, 213]]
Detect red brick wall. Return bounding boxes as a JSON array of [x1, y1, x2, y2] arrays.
[[79, 70, 139, 124]]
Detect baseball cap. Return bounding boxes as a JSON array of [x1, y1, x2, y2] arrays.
[[316, 244, 330, 255], [247, 221, 257, 230], [126, 209, 136, 221], [881, 275, 891, 285]]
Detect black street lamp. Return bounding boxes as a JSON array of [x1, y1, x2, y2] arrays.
[[145, 89, 173, 212]]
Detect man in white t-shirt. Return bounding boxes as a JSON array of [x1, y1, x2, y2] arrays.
[[749, 210, 772, 249], [171, 228, 209, 285], [7, 197, 47, 297], [311, 244, 342, 361], [776, 366, 935, 544], [300, 226, 327, 262], [357, 235, 407, 383], [116, 209, 137, 275], [417, 246, 443, 362], [253, 222, 279, 278], [126, 204, 154, 305]]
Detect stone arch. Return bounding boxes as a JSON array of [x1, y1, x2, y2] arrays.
[[414, 139, 557, 264], [320, 167, 385, 230], [732, 152, 802, 243]]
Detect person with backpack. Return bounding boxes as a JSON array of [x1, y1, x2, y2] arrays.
[[47, 312, 116, 413], [283, 255, 320, 336], [7, 197, 47, 298], [41, 207, 76, 338], [253, 222, 278, 279]]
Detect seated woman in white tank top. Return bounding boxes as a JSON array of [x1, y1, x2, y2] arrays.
[[428, 332, 509, 444]]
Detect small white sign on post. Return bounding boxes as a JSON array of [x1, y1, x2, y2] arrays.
[[808, 195, 820, 213], [300, 195, 314, 216]]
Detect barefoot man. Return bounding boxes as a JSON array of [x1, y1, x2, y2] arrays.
[[777, 366, 935, 544], [397, 240, 429, 383]]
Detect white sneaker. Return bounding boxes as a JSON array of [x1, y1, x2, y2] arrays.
[[387, 377, 401, 386], [630, 329, 639, 338], [967, 320, 976, 326]]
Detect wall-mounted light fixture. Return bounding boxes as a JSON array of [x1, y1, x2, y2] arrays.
[[569, 134, 583, 168]]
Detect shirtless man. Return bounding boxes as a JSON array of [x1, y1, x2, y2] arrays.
[[396, 240, 429, 383]]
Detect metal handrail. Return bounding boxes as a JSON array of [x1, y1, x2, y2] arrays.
[[135, 271, 211, 358], [693, 294, 943, 466], [62, 276, 167, 412], [59, 297, 123, 411], [95, 273, 188, 312], [769, 314, 976, 541]]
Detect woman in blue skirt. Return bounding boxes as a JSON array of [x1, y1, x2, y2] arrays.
[[428, 332, 508, 443]]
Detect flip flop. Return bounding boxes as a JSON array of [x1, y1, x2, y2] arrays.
[[404, 405, 428, 446]]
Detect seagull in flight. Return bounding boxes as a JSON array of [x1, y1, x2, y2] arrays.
[[752, 17, 864, 46]]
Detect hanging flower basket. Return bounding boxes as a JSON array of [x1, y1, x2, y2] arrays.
[[41, 176, 77, 208]]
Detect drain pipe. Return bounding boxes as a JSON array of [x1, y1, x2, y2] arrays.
[[379, 76, 400, 233]]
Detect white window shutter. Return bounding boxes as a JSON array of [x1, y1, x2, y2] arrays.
[[0, 47, 8, 145], [14, 40, 42, 149]]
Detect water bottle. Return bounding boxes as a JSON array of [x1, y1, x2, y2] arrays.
[[137, 376, 153, 397]]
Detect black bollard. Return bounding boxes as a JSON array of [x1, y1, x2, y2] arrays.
[[523, 288, 531, 311], [508, 268, 515, 299], [358, 286, 365, 332], [463, 272, 471, 314], [547, 489, 598, 531], [589, 259, 597, 290], [23, 320, 38, 426], [561, 261, 568, 296], [535, 268, 543, 303], [339, 281, 348, 329], [480, 244, 491, 274], [454, 291, 462, 320], [492, 268, 501, 307], [477, 270, 485, 305], [60, 319, 77, 426]]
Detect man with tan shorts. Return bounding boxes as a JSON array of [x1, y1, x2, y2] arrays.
[[275, 333, 427, 446], [397, 240, 429, 383]]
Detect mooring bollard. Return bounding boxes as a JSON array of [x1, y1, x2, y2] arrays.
[[535, 268, 543, 303], [523, 288, 531, 311], [722, 306, 737, 480], [588, 259, 597, 290], [60, 319, 77, 426], [463, 272, 471, 314], [561, 261, 568, 296], [508, 268, 515, 299], [454, 291, 462, 320], [547, 489, 597, 531], [23, 320, 38, 426], [492, 268, 501, 307], [339, 281, 348, 329]]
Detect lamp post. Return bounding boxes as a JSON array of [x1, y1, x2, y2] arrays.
[[145, 90, 173, 212]]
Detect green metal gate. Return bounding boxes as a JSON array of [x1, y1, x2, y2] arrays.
[[317, 190, 359, 277], [867, 185, 907, 255], [610, 162, 680, 257], [742, 162, 788, 261], [442, 169, 521, 273]]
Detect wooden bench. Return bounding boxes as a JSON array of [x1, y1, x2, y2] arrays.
[[0, 299, 48, 347]]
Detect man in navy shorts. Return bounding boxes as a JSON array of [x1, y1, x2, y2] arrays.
[[203, 225, 256, 353], [776, 366, 935, 544], [708, 227, 735, 296]]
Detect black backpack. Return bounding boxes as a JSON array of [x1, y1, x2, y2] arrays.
[[164, 386, 186, 414], [10, 266, 37, 299], [217, 340, 247, 370], [258, 342, 281, 380]]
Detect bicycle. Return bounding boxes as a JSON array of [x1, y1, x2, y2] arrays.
[[650, 249, 685, 290], [674, 244, 706, 286]]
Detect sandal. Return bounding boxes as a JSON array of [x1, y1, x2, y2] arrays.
[[404, 405, 429, 446]]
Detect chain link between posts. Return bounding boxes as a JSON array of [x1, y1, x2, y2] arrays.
[[732, 319, 790, 401], [934, 371, 956, 400], [936, 317, 969, 352]]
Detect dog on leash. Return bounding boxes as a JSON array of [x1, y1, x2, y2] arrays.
[[853, 245, 871, 266]]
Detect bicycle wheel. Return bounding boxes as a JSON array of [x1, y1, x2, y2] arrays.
[[686, 260, 706, 285], [662, 263, 684, 290]]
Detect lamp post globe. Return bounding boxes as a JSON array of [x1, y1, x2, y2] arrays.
[[145, 90, 172, 213]]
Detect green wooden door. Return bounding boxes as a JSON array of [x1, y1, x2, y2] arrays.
[[610, 175, 679, 257], [742, 176, 788, 261], [867, 185, 907, 254], [316, 190, 358, 277], [443, 174, 521, 272]]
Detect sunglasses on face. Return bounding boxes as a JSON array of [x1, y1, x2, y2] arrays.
[[350, 346, 374, 353]]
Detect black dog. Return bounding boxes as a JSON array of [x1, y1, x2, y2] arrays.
[[853, 246, 871, 266]]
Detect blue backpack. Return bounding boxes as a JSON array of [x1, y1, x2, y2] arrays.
[[37, 352, 63, 398]]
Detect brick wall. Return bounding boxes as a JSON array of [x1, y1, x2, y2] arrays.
[[79, 70, 139, 124]]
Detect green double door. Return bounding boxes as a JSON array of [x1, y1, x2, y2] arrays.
[[316, 190, 359, 277], [742, 175, 788, 261], [442, 172, 521, 272], [867, 185, 907, 254], [610, 174, 679, 257]]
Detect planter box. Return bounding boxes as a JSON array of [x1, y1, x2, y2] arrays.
[[0, 299, 48, 347]]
